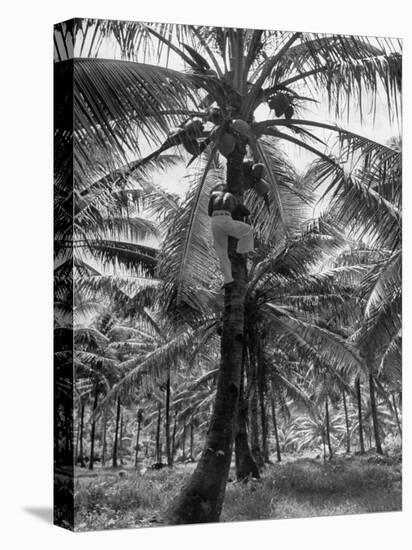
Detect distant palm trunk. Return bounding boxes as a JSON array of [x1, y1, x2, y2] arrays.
[[321, 428, 327, 463], [134, 409, 143, 469], [325, 397, 333, 460], [190, 421, 194, 459], [112, 397, 121, 468], [355, 378, 365, 454], [257, 336, 269, 462], [101, 408, 107, 467], [368, 373, 383, 454], [392, 394, 402, 437], [270, 386, 281, 462], [342, 389, 351, 454], [156, 403, 162, 463], [75, 401, 81, 465], [78, 399, 86, 467], [171, 410, 178, 461], [182, 421, 186, 459], [119, 413, 124, 464], [249, 345, 263, 468], [165, 373, 172, 466], [89, 384, 99, 470]]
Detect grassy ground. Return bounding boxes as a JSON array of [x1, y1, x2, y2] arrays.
[[73, 453, 402, 531]]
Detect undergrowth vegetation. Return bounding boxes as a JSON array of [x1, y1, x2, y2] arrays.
[[74, 455, 402, 531]]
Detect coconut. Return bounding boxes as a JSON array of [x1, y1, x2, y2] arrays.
[[218, 132, 236, 157], [284, 105, 294, 119], [251, 163, 265, 180], [268, 93, 290, 117], [182, 117, 204, 139], [254, 179, 270, 197], [231, 119, 251, 138], [207, 107, 223, 125], [181, 135, 201, 156]]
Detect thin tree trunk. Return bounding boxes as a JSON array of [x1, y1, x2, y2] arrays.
[[257, 336, 269, 462], [325, 397, 333, 460], [101, 408, 107, 467], [112, 397, 121, 468], [392, 394, 402, 437], [342, 389, 351, 454], [156, 403, 162, 463], [169, 142, 247, 524], [165, 373, 172, 466], [78, 399, 86, 467], [270, 388, 281, 462], [249, 344, 263, 468], [119, 412, 124, 465], [190, 422, 194, 459], [89, 384, 99, 470], [171, 411, 178, 462], [134, 417, 142, 469], [355, 377, 365, 454], [322, 429, 327, 463], [369, 373, 383, 454], [75, 401, 81, 465], [182, 421, 186, 459]]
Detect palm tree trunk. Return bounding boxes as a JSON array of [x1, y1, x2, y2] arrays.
[[325, 397, 333, 460], [392, 394, 402, 437], [342, 389, 351, 454], [119, 412, 124, 464], [235, 371, 260, 480], [190, 422, 194, 459], [75, 401, 81, 466], [101, 408, 107, 467], [112, 397, 121, 468], [134, 416, 142, 469], [249, 345, 264, 468], [257, 336, 269, 462], [369, 373, 383, 454], [165, 373, 172, 466], [182, 421, 186, 459], [78, 399, 86, 467], [270, 388, 281, 462], [321, 429, 327, 463], [89, 384, 99, 470], [355, 377, 365, 454], [169, 143, 247, 524], [171, 411, 177, 462], [156, 403, 162, 463]]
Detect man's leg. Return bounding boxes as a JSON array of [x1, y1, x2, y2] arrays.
[[227, 219, 254, 254], [211, 220, 233, 284]]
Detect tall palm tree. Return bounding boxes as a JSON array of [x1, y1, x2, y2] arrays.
[[54, 19, 401, 523]]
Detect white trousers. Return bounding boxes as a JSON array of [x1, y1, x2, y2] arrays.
[[211, 212, 254, 284]]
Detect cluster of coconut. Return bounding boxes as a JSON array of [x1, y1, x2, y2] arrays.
[[267, 92, 294, 119], [179, 117, 205, 156], [242, 160, 269, 197], [216, 118, 252, 157]]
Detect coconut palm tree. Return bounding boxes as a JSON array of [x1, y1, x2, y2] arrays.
[[54, 19, 401, 523]]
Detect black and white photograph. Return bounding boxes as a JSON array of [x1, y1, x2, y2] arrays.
[[53, 15, 402, 533]]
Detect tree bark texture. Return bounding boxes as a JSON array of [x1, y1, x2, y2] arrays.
[[168, 143, 247, 524], [112, 397, 121, 468], [355, 378, 365, 454], [88, 384, 99, 470], [368, 373, 383, 454]]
